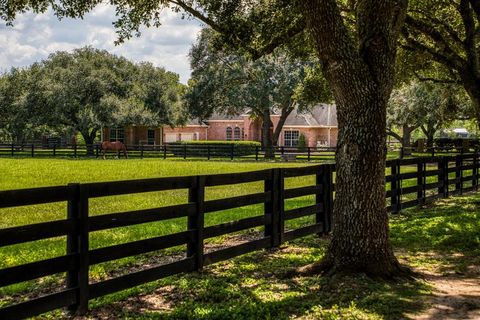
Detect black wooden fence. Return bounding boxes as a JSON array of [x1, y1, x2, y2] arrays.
[[0, 154, 478, 319], [0, 143, 333, 161]]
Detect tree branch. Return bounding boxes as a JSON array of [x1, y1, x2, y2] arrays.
[[404, 15, 466, 70]]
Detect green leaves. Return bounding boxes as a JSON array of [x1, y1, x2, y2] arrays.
[[0, 46, 184, 142]]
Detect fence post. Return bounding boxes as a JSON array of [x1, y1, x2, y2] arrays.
[[207, 145, 211, 160], [31, 144, 34, 157], [66, 184, 79, 313], [390, 160, 400, 214], [95, 144, 99, 158], [11, 143, 14, 156], [187, 176, 205, 271], [66, 183, 89, 315], [163, 145, 167, 159], [230, 144, 234, 160], [455, 155, 462, 194], [183, 144, 187, 159], [264, 169, 280, 247], [255, 146, 259, 161], [140, 144, 144, 159], [474, 152, 478, 191], [438, 157, 447, 198], [53, 143, 56, 157], [307, 147, 311, 161], [417, 160, 425, 205], [318, 164, 333, 234]]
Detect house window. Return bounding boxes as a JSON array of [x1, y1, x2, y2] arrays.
[[226, 127, 233, 141], [109, 128, 125, 143], [284, 130, 299, 147], [147, 129, 155, 145], [234, 127, 241, 141]]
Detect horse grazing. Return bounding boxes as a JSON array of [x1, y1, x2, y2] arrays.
[[101, 141, 128, 159]]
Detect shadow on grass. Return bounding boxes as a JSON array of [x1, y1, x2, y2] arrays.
[[390, 193, 480, 275], [89, 237, 429, 320], [77, 193, 480, 319]]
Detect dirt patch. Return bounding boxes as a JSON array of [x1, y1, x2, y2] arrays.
[[408, 260, 480, 320], [412, 275, 480, 320]]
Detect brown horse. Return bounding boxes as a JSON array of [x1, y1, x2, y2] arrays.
[[101, 141, 128, 159]]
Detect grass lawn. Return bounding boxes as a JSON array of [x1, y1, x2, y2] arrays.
[[0, 158, 316, 296], [1, 157, 478, 319], [34, 192, 475, 320]]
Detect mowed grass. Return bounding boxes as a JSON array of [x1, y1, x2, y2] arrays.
[[0, 158, 319, 296], [62, 193, 477, 320]]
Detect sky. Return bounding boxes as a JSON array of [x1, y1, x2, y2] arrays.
[[0, 4, 203, 84]]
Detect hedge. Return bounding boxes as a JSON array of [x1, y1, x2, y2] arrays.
[[167, 140, 261, 157]]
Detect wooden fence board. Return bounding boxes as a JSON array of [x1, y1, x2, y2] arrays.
[[204, 192, 268, 213], [89, 258, 195, 299], [284, 204, 323, 221], [0, 254, 77, 287], [284, 185, 322, 199], [0, 219, 75, 247], [0, 186, 70, 208], [204, 215, 268, 239], [204, 170, 271, 186], [89, 203, 195, 231], [89, 231, 193, 265], [284, 223, 324, 242], [203, 237, 271, 266], [0, 289, 77, 320], [86, 176, 195, 197]]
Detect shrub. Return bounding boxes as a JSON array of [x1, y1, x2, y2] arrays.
[[297, 134, 307, 151]]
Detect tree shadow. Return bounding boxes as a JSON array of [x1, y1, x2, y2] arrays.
[[88, 237, 429, 319]]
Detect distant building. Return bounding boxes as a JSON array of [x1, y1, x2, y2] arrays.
[[103, 104, 338, 147]]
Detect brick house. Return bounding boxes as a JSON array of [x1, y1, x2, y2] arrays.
[[102, 104, 338, 147]]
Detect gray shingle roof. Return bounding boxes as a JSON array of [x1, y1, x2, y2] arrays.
[[284, 104, 337, 127]]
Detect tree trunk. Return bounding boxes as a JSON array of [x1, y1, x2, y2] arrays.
[[272, 105, 294, 146], [301, 0, 408, 277], [81, 129, 97, 156], [421, 124, 436, 148], [262, 109, 275, 159], [401, 125, 413, 157]]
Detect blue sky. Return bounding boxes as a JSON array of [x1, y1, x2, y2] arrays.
[[0, 4, 203, 83]]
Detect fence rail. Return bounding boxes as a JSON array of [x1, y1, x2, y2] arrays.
[[0, 154, 479, 319]]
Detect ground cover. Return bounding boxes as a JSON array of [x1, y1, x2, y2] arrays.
[[1, 158, 477, 319], [64, 193, 479, 319], [0, 158, 313, 297]]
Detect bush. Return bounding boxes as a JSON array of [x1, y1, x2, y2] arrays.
[[168, 140, 261, 157], [297, 134, 307, 151]]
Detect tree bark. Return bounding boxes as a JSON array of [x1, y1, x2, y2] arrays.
[[401, 125, 414, 156], [261, 109, 275, 159], [80, 128, 97, 156], [301, 0, 408, 277], [421, 124, 437, 148]]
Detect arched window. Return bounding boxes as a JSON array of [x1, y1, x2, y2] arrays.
[[234, 127, 241, 141], [226, 127, 233, 141]]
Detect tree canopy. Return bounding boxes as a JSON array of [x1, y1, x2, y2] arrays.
[[402, 0, 480, 124], [1, 0, 416, 277], [186, 28, 330, 158], [0, 47, 185, 148]]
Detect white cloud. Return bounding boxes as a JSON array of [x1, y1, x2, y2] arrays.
[[0, 4, 202, 83]]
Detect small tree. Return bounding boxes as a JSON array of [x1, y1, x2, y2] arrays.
[[297, 133, 307, 151]]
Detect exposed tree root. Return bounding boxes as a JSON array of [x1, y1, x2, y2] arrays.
[[283, 255, 417, 281]]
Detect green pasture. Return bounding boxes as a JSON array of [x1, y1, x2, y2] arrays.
[[0, 158, 318, 296], [0, 157, 475, 313]]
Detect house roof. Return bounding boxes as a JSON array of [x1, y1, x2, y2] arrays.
[[284, 104, 337, 127], [189, 104, 338, 127]]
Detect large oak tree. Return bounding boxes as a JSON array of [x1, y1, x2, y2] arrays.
[[1, 0, 410, 276]]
